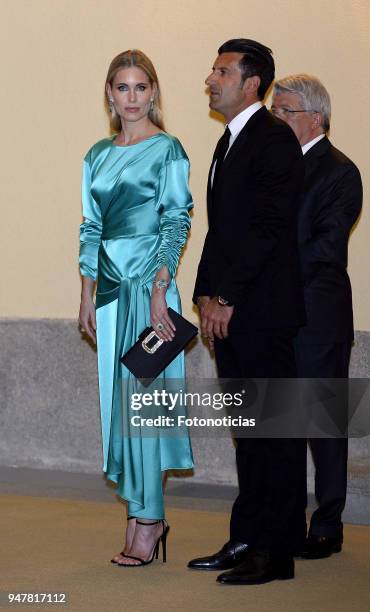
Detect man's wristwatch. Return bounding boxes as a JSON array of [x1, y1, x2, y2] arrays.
[[217, 295, 234, 307]]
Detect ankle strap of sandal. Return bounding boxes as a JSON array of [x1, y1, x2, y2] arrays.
[[135, 519, 162, 526]]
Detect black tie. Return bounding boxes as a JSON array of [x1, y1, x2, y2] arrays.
[[213, 126, 231, 187]]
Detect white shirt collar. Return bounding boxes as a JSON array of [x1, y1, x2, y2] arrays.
[[227, 101, 263, 140], [211, 101, 262, 186], [301, 133, 325, 155]]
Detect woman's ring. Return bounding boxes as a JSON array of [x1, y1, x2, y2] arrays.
[[156, 322, 164, 331]]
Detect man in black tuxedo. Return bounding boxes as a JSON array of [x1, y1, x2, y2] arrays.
[[188, 39, 307, 584], [271, 74, 362, 559]]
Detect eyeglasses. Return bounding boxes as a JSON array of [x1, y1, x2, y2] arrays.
[[270, 106, 319, 117]]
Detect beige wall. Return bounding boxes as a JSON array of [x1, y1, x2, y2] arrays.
[[0, 0, 369, 329]]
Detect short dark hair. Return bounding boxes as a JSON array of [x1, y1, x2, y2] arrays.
[[218, 38, 275, 100]]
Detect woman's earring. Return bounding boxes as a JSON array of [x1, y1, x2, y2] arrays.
[[150, 98, 154, 112], [109, 98, 114, 113]]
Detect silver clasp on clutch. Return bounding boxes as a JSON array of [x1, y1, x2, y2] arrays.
[[141, 330, 164, 354]]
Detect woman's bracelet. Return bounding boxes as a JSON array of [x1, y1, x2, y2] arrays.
[[153, 279, 170, 289]]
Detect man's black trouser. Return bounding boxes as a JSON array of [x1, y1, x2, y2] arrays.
[[295, 340, 351, 541], [214, 328, 307, 554]]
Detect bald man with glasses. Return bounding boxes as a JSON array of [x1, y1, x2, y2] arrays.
[[271, 75, 362, 559]]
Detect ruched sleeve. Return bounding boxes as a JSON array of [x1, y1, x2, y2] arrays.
[[79, 156, 102, 281], [155, 158, 193, 278]]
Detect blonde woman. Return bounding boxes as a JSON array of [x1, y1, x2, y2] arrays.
[[78, 50, 193, 567]]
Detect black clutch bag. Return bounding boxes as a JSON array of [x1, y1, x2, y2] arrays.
[[120, 307, 198, 385]]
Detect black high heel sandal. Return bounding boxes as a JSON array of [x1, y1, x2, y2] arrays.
[[117, 519, 170, 567], [110, 516, 135, 564]]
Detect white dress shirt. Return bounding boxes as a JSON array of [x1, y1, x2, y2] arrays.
[[211, 101, 263, 185], [301, 133, 325, 155]]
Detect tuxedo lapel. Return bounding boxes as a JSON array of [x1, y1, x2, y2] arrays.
[[207, 130, 226, 215], [220, 106, 268, 173], [207, 106, 268, 214], [206, 162, 213, 217]]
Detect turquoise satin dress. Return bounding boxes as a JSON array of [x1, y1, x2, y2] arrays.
[[79, 132, 194, 518]]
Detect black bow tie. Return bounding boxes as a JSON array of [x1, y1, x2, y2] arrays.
[[213, 126, 231, 186]]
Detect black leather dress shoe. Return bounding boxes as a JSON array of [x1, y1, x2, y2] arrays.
[[298, 535, 342, 559], [188, 541, 249, 571], [217, 551, 294, 585]]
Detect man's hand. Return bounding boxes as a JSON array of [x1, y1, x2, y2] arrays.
[[196, 295, 214, 350], [197, 296, 211, 312], [198, 296, 234, 349]]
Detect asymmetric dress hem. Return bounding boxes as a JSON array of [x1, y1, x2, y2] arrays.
[[79, 132, 194, 518]]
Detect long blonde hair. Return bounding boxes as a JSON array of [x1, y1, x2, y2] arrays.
[[105, 49, 165, 131]]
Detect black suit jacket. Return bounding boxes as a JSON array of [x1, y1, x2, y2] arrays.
[[296, 136, 362, 344], [193, 106, 305, 332]]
